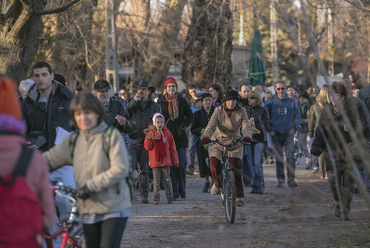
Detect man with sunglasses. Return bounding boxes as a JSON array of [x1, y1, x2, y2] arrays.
[[265, 81, 301, 188]]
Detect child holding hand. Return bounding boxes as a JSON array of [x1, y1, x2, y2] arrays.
[[144, 113, 179, 204]]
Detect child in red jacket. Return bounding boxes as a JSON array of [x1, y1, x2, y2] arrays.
[[144, 113, 179, 204]]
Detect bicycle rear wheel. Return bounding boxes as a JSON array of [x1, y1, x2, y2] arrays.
[[223, 170, 236, 224]]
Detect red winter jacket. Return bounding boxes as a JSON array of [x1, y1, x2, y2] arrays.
[[144, 127, 179, 168]]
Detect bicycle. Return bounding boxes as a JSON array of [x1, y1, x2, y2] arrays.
[[45, 181, 85, 248], [208, 138, 245, 224]]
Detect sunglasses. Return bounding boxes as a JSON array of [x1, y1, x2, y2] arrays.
[[276, 88, 286, 91]]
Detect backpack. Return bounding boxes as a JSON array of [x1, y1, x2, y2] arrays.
[[0, 146, 44, 248], [69, 126, 135, 201]]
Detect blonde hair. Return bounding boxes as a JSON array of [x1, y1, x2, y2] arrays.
[[316, 87, 330, 104], [248, 90, 263, 106]]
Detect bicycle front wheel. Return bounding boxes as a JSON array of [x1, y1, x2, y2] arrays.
[[223, 170, 236, 224]]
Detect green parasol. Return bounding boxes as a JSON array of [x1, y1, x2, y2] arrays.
[[248, 30, 266, 86]]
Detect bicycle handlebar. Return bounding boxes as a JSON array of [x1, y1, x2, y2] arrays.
[[209, 138, 248, 147], [51, 181, 78, 205]]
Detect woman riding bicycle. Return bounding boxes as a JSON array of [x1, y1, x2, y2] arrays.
[[201, 89, 253, 206], [43, 91, 131, 248]]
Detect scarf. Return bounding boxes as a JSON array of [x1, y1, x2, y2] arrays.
[[165, 93, 179, 121], [154, 131, 167, 161], [227, 109, 235, 117]]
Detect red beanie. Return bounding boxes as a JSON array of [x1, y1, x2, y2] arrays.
[[165, 77, 177, 88], [0, 77, 22, 119]]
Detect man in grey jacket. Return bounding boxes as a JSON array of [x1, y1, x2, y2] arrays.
[[127, 81, 161, 203]]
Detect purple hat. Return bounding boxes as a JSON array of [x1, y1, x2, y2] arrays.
[[152, 113, 164, 123]]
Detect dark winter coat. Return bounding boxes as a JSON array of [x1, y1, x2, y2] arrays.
[[159, 94, 193, 148], [298, 102, 310, 133], [105, 98, 135, 134], [191, 106, 215, 137], [127, 97, 161, 144], [245, 105, 270, 144], [21, 81, 73, 151]]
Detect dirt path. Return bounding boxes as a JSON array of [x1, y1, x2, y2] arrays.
[[122, 162, 370, 248]]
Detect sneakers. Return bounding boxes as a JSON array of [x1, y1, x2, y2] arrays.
[[312, 166, 319, 173], [276, 181, 284, 188], [324, 171, 329, 180], [236, 198, 245, 206], [305, 165, 312, 170], [141, 197, 149, 204], [202, 182, 211, 193], [186, 169, 194, 175], [288, 180, 297, 188], [320, 171, 325, 179], [210, 184, 220, 195]]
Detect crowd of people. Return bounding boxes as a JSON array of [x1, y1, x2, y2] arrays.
[[1, 60, 369, 247]]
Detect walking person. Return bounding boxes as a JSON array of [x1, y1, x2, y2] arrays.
[[308, 87, 331, 177], [245, 90, 270, 194], [264, 81, 301, 188], [311, 82, 370, 220], [201, 89, 253, 206], [127, 80, 161, 203], [186, 84, 204, 175], [159, 77, 193, 200], [0, 78, 55, 248], [191, 93, 215, 193], [144, 113, 179, 205], [297, 92, 313, 169], [43, 91, 131, 247]]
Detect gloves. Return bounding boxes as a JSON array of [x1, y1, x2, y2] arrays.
[[201, 137, 211, 145], [242, 136, 252, 143], [77, 186, 91, 200]]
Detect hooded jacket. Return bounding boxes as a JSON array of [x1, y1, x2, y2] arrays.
[[43, 122, 131, 215]]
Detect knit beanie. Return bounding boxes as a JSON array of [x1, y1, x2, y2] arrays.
[[0, 77, 26, 134], [164, 77, 177, 88], [152, 113, 165, 124]]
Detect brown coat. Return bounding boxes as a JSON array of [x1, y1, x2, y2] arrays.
[[202, 106, 252, 160]]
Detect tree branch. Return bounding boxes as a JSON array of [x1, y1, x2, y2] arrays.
[[35, 0, 82, 16]]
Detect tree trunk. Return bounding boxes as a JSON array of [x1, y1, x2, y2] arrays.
[[0, 2, 46, 82], [182, 0, 233, 89]]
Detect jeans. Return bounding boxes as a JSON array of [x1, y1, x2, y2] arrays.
[[171, 147, 187, 198], [152, 167, 173, 200], [249, 143, 265, 189], [298, 132, 312, 165], [83, 218, 128, 248], [242, 144, 254, 185], [128, 144, 149, 198], [328, 168, 354, 214], [187, 129, 197, 171], [272, 133, 295, 182]]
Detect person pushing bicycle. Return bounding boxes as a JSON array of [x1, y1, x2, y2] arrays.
[[201, 89, 253, 206]]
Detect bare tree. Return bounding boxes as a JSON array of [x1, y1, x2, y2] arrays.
[[182, 0, 233, 88], [0, 0, 81, 82]]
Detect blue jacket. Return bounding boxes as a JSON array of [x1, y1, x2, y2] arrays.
[[264, 94, 301, 134]]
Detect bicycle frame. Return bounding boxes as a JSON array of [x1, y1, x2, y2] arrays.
[[45, 182, 83, 248], [209, 138, 243, 224]]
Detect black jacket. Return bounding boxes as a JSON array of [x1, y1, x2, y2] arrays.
[[159, 94, 194, 148], [21, 81, 73, 151], [105, 98, 135, 134], [127, 97, 161, 144], [245, 105, 269, 143], [191, 106, 215, 137]]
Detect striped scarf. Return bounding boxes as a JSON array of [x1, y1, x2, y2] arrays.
[[165, 93, 179, 121]]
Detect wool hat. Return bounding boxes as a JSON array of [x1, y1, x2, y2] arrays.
[[200, 93, 213, 102], [135, 80, 155, 93], [54, 74, 66, 85], [165, 77, 177, 88], [222, 89, 240, 102], [299, 92, 309, 99], [152, 113, 165, 123], [0, 78, 26, 134], [94, 79, 111, 92]]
